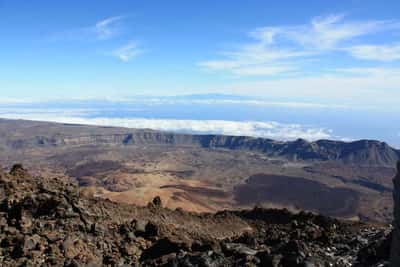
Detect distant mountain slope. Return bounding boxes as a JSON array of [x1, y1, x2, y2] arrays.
[[0, 118, 399, 166], [0, 118, 396, 222]]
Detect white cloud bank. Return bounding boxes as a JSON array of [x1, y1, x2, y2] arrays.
[[0, 110, 335, 141]]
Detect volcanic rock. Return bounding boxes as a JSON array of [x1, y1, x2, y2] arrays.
[[391, 161, 400, 266], [0, 164, 393, 266]]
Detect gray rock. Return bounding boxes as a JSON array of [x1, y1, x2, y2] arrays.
[[222, 243, 258, 256], [303, 260, 317, 267], [134, 219, 148, 234], [22, 234, 41, 255]]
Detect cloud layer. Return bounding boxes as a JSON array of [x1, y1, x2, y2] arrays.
[[0, 109, 334, 141]]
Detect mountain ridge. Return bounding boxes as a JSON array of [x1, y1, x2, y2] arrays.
[[1, 118, 398, 167]]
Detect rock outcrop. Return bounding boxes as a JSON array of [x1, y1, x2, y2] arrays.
[[391, 161, 400, 266], [0, 164, 393, 266]]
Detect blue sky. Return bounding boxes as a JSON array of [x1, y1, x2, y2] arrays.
[[0, 1, 400, 146], [1, 0, 400, 106]]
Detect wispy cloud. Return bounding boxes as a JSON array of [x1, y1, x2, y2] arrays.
[[270, 14, 392, 50], [199, 14, 400, 76], [112, 41, 144, 61], [49, 16, 146, 61], [94, 16, 124, 40], [199, 45, 307, 76], [50, 16, 124, 41], [346, 44, 400, 61], [219, 67, 400, 107]]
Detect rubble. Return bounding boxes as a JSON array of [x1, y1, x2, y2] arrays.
[[0, 164, 393, 266]]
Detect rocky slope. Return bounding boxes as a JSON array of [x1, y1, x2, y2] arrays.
[[1, 119, 399, 166], [391, 162, 400, 265], [0, 164, 392, 266]]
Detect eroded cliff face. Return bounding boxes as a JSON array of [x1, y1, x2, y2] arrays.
[[391, 161, 400, 266], [4, 132, 400, 166], [1, 119, 399, 166]]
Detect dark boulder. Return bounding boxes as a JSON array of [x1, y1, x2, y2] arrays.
[[152, 196, 162, 208]]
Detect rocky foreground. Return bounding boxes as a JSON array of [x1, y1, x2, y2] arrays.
[[0, 165, 393, 266]]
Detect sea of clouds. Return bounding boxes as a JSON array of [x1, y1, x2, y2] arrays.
[[0, 108, 334, 141]]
